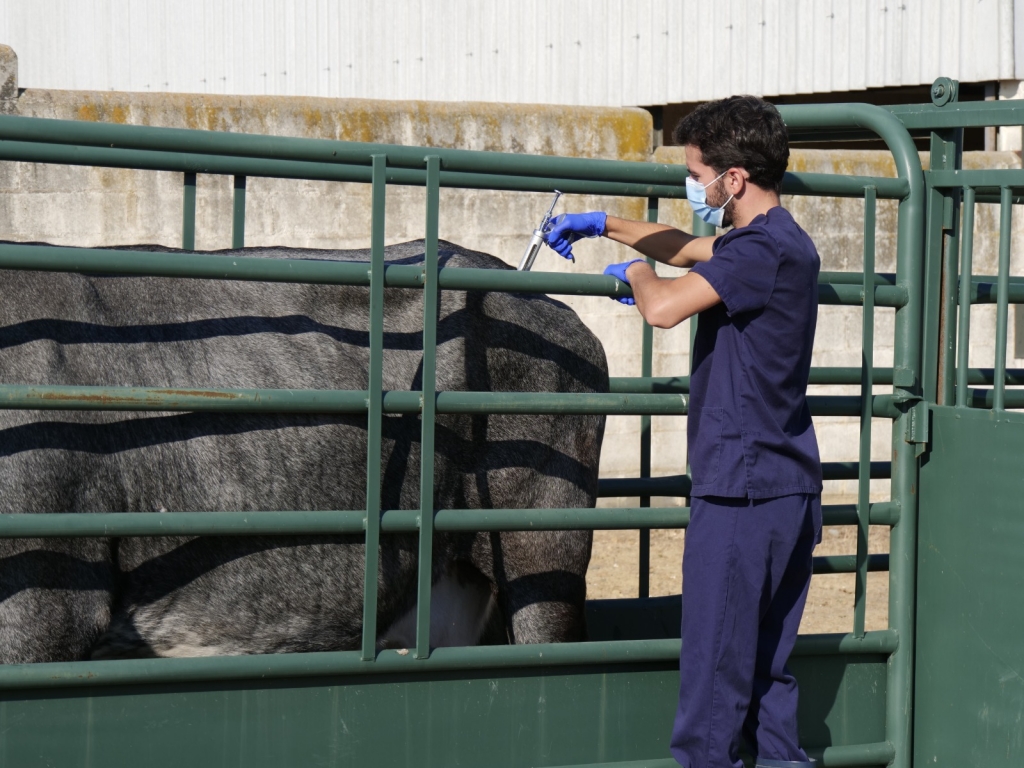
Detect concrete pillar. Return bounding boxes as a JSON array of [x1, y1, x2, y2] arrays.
[[997, 79, 1024, 152]]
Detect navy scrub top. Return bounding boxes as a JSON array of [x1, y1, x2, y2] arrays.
[[688, 206, 823, 499]]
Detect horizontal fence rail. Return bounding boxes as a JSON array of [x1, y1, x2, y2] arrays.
[[0, 628, 900, 692], [0, 502, 901, 538]]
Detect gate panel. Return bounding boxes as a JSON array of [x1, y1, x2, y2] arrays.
[[915, 406, 1024, 768], [0, 657, 888, 768]]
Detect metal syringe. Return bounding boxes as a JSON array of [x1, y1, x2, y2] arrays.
[[517, 190, 568, 271]]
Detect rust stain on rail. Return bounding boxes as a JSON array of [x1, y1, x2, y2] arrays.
[[33, 388, 244, 404], [152, 388, 242, 400]]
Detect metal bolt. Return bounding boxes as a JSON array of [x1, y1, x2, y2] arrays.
[[932, 83, 945, 99]]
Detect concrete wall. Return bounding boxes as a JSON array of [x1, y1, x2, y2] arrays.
[[1, 53, 1020, 502]]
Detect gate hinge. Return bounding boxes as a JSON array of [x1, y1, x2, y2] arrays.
[[904, 400, 930, 456]]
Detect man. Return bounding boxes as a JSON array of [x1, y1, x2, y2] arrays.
[[544, 95, 822, 768]]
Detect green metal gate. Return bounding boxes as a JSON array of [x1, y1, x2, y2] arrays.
[[0, 85, 1008, 767], [891, 82, 1024, 768]]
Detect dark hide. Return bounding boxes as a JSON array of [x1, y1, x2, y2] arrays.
[[0, 240, 607, 662]]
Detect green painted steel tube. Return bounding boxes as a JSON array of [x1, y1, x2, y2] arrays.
[[431, 507, 689, 532], [0, 385, 691, 416], [808, 741, 897, 768], [0, 640, 682, 691], [0, 138, 697, 199], [0, 241, 908, 308], [361, 154, 387, 661], [792, 629, 898, 656], [0, 628, 893, 691], [890, 99, 1024, 130], [961, 368, 1024, 385], [956, 188, 976, 407], [0, 503, 901, 539], [0, 510, 369, 538], [967, 388, 1024, 409], [638, 197, 658, 599], [994, 187, 1013, 411], [814, 554, 889, 575], [432, 392, 688, 415], [0, 114, 909, 199], [597, 465, 893, 500], [611, 373, 905, 395], [821, 271, 897, 286], [0, 507, 693, 538], [0, 113, 689, 184], [928, 167, 1024, 189], [819, 284, 907, 307], [969, 280, 1024, 305], [809, 394, 902, 418], [821, 502, 900, 526], [231, 174, 246, 248], [854, 187, 877, 638], [0, 241, 628, 300], [415, 156, 441, 659], [782, 171, 907, 199], [181, 171, 196, 250], [0, 383, 377, 412], [544, 759, 680, 768]]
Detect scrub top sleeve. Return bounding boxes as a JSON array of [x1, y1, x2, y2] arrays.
[[691, 228, 782, 317]]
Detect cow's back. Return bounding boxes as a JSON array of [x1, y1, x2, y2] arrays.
[[0, 240, 608, 660]]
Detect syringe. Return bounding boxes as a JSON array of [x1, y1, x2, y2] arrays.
[[517, 190, 565, 271]]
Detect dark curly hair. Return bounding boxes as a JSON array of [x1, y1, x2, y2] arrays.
[[673, 95, 789, 193]]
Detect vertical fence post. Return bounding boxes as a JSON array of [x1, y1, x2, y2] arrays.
[[361, 154, 387, 661], [993, 186, 1012, 411], [687, 216, 716, 517], [955, 187, 976, 408], [232, 175, 247, 249], [638, 196, 658, 598], [182, 172, 197, 250], [853, 186, 876, 639], [928, 128, 963, 407], [415, 156, 441, 658]]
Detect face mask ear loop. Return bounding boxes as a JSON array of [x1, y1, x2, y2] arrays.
[[708, 170, 728, 189]]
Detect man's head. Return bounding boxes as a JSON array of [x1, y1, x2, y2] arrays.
[[674, 95, 789, 228]]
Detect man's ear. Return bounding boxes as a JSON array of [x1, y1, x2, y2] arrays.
[[726, 168, 747, 196]]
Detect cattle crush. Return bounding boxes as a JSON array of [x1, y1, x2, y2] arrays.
[[0, 77, 1021, 767]]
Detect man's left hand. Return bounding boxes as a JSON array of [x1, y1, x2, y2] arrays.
[[602, 259, 646, 305]]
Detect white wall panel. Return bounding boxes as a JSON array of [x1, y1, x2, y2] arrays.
[[0, 0, 1017, 107]]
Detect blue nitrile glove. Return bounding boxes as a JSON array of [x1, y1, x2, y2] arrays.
[[603, 258, 646, 305], [543, 212, 607, 260]]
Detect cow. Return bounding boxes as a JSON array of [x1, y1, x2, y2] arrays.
[[0, 239, 608, 663]]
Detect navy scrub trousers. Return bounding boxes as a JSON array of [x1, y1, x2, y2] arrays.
[[668, 206, 824, 767], [669, 493, 821, 768]]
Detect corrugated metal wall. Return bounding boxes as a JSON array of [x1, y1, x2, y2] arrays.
[[0, 0, 1017, 106]]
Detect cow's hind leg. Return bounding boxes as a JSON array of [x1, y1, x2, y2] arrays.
[[490, 530, 591, 644], [0, 539, 114, 663]]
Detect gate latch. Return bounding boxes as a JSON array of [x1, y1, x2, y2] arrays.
[[904, 400, 930, 456]]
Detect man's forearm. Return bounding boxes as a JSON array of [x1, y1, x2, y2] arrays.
[[624, 261, 722, 329], [603, 216, 717, 267]]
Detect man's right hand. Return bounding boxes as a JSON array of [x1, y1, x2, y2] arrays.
[[543, 212, 607, 260]]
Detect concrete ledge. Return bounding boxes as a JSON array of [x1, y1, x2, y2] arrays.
[[13, 88, 652, 161]]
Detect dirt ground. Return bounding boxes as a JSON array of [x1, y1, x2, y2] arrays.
[[587, 512, 890, 635]]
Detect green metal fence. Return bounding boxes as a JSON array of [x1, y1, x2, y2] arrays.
[[0, 102, 928, 767]]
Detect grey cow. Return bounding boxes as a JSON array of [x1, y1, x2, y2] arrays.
[[0, 240, 607, 663]]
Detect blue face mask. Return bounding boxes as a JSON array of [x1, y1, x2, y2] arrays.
[[685, 171, 734, 228]]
